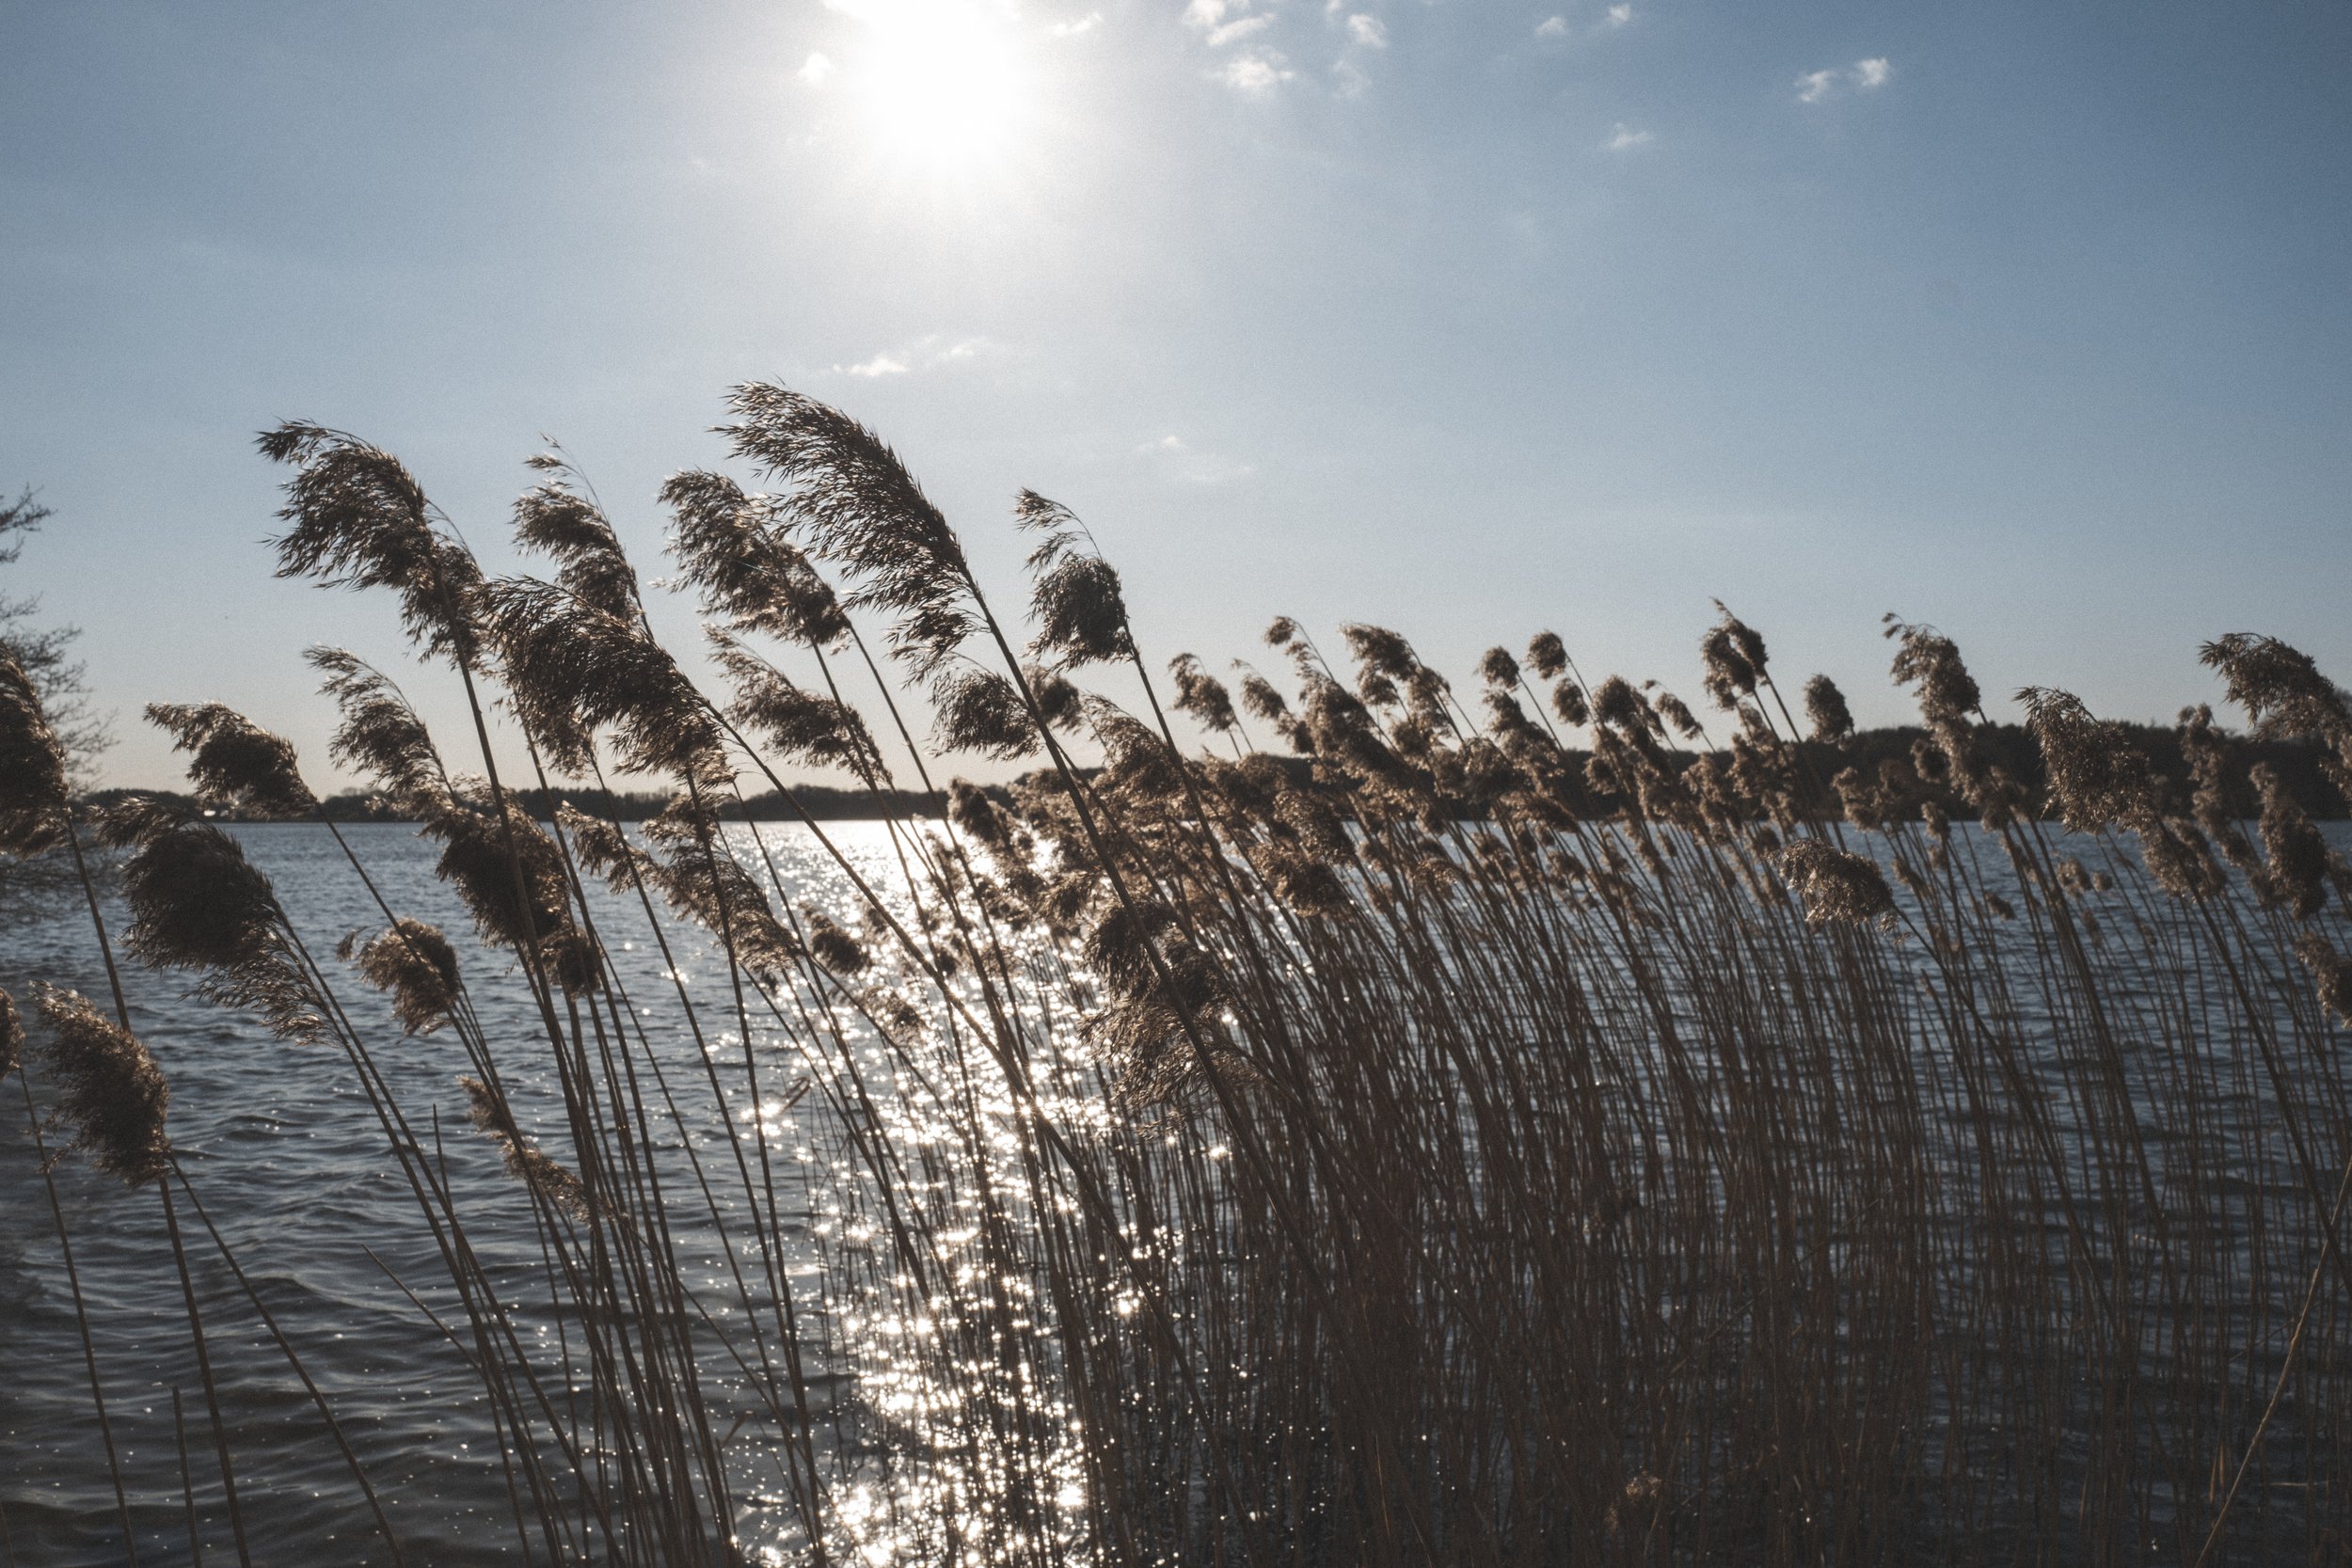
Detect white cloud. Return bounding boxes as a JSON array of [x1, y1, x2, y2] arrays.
[[797, 52, 836, 86], [1046, 10, 1102, 36], [834, 336, 996, 379], [1218, 52, 1295, 90], [1606, 122, 1652, 150], [1799, 57, 1893, 103], [1534, 15, 1566, 36], [1184, 0, 1293, 92], [1346, 12, 1387, 47], [1604, 4, 1632, 25], [1137, 434, 1256, 485]]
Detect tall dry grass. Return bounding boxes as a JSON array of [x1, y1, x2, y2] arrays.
[[4, 389, 2351, 1566]]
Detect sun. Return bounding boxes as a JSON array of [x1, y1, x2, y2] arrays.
[[849, 1, 1035, 174]]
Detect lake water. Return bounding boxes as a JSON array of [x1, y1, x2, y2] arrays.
[[1, 820, 939, 1568], [5, 817, 2351, 1565]]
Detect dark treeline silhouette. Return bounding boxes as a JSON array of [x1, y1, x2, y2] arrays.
[[1804, 721, 2348, 820], [87, 783, 978, 822], [86, 725, 2349, 825]]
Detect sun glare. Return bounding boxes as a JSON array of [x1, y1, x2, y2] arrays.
[[849, 1, 1034, 174]]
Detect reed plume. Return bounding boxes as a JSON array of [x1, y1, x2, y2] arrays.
[[714, 641, 882, 774], [1168, 654, 1239, 736], [2018, 687, 2156, 832], [947, 778, 1016, 853], [1655, 690, 1704, 741], [931, 667, 1040, 758], [2180, 703, 2260, 869], [457, 1074, 590, 1223], [662, 469, 851, 648], [0, 653, 69, 854], [0, 984, 22, 1082], [261, 422, 485, 666], [2201, 632, 2352, 747], [513, 454, 640, 620], [2297, 933, 2352, 1026], [421, 794, 602, 993], [97, 798, 280, 972], [1776, 837, 1896, 927], [1236, 670, 1297, 746], [98, 798, 330, 1043], [480, 576, 727, 783], [2252, 760, 2329, 919], [802, 909, 868, 976], [721, 384, 977, 677], [146, 702, 318, 818], [1018, 491, 1134, 669], [32, 986, 170, 1186], [1525, 628, 1567, 680], [340, 918, 463, 1035], [1804, 673, 1854, 741], [1699, 607, 1766, 708], [308, 646, 451, 810]]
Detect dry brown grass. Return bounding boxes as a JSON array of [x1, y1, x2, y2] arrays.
[[6, 390, 2352, 1566]]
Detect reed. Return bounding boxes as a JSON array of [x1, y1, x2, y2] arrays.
[[4, 389, 2350, 1566]]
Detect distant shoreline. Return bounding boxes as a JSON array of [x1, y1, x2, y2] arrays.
[[85, 720, 2352, 824], [85, 783, 967, 824]]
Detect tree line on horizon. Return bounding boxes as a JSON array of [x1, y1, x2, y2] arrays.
[[81, 720, 2352, 825]]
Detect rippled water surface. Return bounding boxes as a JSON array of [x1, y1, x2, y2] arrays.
[[8, 818, 2352, 1565], [1, 821, 930, 1568]]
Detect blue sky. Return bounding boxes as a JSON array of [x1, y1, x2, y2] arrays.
[[4, 0, 2348, 788]]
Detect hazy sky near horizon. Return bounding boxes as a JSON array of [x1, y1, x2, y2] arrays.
[[4, 0, 2349, 789]]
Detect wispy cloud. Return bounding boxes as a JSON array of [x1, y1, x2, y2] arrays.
[[1536, 7, 1630, 43], [1184, 0, 1297, 94], [1137, 434, 1256, 485], [1045, 10, 1102, 36], [832, 336, 994, 379], [1184, 0, 1242, 32], [1219, 52, 1295, 91], [797, 52, 836, 86], [1606, 122, 1653, 150], [1345, 12, 1387, 47], [1798, 56, 1892, 103]]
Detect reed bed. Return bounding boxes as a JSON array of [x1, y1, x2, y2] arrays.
[[5, 388, 2352, 1566]]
